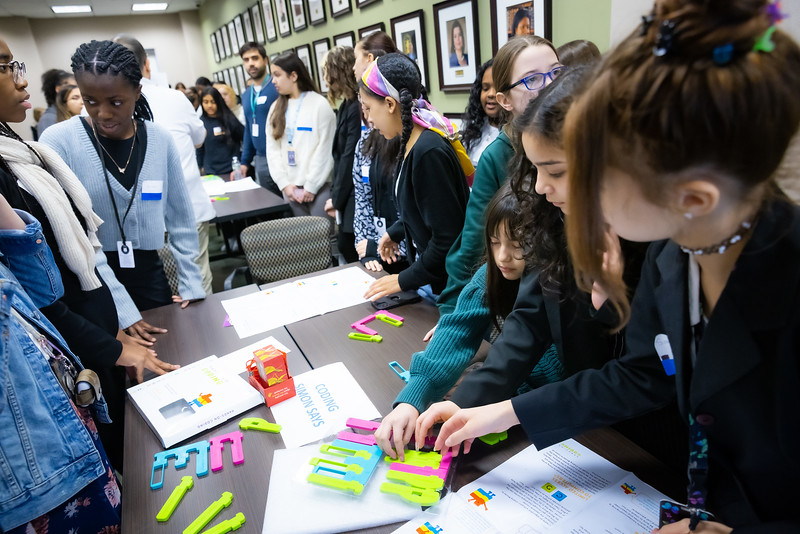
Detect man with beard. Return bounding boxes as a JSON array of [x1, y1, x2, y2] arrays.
[[237, 42, 280, 195]]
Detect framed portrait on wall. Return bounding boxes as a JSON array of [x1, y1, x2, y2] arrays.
[[295, 44, 314, 84], [307, 0, 326, 25], [275, 0, 292, 37], [491, 0, 552, 53], [227, 21, 239, 55], [222, 68, 233, 92], [234, 16, 246, 50], [236, 65, 248, 95], [269, 52, 279, 62], [219, 27, 232, 58], [250, 3, 265, 43], [329, 0, 351, 18], [391, 10, 428, 89], [290, 0, 308, 32], [210, 33, 220, 63], [444, 112, 463, 130], [229, 67, 240, 94], [433, 0, 480, 92], [313, 38, 330, 93], [356, 0, 380, 7], [242, 9, 255, 42], [333, 31, 355, 49], [261, 0, 278, 41], [358, 22, 385, 41]]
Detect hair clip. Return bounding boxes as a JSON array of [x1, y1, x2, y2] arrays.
[[653, 20, 677, 57], [712, 43, 734, 65], [753, 26, 777, 53], [766, 1, 786, 25], [640, 10, 655, 37]]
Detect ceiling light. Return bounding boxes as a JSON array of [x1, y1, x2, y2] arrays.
[[51, 5, 92, 13], [132, 3, 168, 11]]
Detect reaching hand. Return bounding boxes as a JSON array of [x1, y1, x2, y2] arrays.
[[375, 403, 420, 460], [433, 400, 520, 455], [652, 519, 732, 534], [172, 295, 203, 309], [363, 274, 400, 301], [423, 324, 437, 342], [125, 319, 167, 345], [377, 233, 400, 264], [115, 330, 179, 383], [415, 400, 460, 451]]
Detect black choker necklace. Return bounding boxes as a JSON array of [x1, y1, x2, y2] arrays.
[[680, 219, 754, 255]]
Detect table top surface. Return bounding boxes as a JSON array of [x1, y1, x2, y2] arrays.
[[211, 187, 288, 223], [122, 266, 682, 534]]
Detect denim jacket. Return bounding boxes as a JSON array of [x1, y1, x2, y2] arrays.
[[0, 211, 110, 531]]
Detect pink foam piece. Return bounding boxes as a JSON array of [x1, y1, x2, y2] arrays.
[[209, 430, 244, 472], [222, 315, 232, 327], [346, 418, 381, 431], [337, 430, 377, 446]]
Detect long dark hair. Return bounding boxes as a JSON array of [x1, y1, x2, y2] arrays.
[[201, 87, 242, 145], [460, 59, 503, 154], [70, 40, 153, 121], [484, 183, 524, 330], [270, 51, 318, 140], [511, 67, 590, 297]]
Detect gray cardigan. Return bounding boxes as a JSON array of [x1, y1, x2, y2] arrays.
[[41, 117, 205, 321]]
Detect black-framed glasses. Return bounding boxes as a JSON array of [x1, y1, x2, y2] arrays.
[[0, 61, 26, 85], [504, 66, 566, 92]]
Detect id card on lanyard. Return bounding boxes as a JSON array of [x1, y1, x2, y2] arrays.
[[250, 84, 267, 138], [286, 92, 307, 167]]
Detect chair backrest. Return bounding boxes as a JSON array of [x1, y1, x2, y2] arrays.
[[240, 216, 332, 283], [157, 245, 180, 296]]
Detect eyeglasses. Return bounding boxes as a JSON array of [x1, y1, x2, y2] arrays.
[[504, 66, 566, 92], [0, 61, 26, 85]]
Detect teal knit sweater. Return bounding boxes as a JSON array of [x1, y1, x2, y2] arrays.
[[394, 263, 563, 412]]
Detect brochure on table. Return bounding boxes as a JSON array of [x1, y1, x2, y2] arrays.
[[220, 267, 376, 339], [393, 438, 669, 534], [270, 362, 381, 448], [127, 355, 262, 448], [263, 443, 421, 534]]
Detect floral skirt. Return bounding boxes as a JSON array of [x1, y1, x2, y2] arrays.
[[8, 405, 122, 534]]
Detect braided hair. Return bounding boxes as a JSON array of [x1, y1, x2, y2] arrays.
[[70, 40, 153, 121]]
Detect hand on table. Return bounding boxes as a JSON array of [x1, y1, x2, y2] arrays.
[[363, 274, 400, 300], [652, 519, 732, 534], [430, 400, 520, 455], [377, 233, 400, 264], [423, 324, 437, 342], [363, 260, 383, 272], [172, 295, 204, 309], [375, 403, 420, 460], [124, 319, 167, 345], [115, 330, 179, 383]]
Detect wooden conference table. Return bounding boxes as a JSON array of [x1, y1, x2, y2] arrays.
[[122, 265, 683, 533]]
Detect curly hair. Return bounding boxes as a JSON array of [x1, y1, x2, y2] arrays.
[[460, 59, 503, 155], [324, 46, 358, 105]]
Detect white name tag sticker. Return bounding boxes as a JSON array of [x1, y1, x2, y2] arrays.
[[361, 165, 370, 184], [213, 126, 223, 136], [117, 240, 135, 268], [251, 123, 259, 138], [141, 180, 163, 201], [373, 216, 387, 237], [257, 95, 267, 105]]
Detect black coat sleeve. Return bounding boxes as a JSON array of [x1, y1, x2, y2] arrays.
[[330, 100, 361, 212]]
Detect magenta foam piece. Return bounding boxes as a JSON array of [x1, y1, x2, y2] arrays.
[[209, 430, 244, 472], [389, 449, 453, 481], [346, 418, 381, 431], [351, 313, 379, 335], [337, 430, 378, 446]]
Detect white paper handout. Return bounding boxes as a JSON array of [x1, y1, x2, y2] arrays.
[[201, 175, 227, 196], [215, 336, 292, 377], [224, 177, 261, 192], [221, 267, 376, 339], [270, 362, 381, 448], [394, 439, 669, 534]]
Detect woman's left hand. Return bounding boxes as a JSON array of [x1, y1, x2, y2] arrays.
[[324, 198, 335, 217], [652, 519, 732, 534], [364, 274, 400, 300], [172, 295, 204, 309], [302, 190, 316, 203]]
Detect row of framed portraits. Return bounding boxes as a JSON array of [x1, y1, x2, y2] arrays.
[[212, 65, 248, 97], [210, 0, 552, 93]]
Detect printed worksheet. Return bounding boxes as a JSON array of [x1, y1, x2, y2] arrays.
[[394, 439, 668, 534]]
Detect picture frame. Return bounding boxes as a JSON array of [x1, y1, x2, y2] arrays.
[[210, 33, 220, 63], [307, 0, 326, 26], [358, 22, 385, 41], [242, 8, 255, 43], [229, 67, 241, 94], [234, 16, 247, 51], [433, 0, 480, 92], [275, 0, 292, 37], [391, 10, 429, 89], [312, 37, 330, 94], [219, 27, 232, 59], [333, 31, 355, 49], [269, 52, 280, 63], [290, 0, 308, 32], [227, 21, 239, 56], [251, 3, 266, 43], [491, 0, 552, 53], [261, 0, 278, 42], [295, 44, 315, 87], [356, 0, 380, 8], [222, 68, 233, 92], [236, 65, 248, 96], [329, 0, 351, 18]]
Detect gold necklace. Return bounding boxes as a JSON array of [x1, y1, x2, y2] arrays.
[[92, 119, 137, 174]]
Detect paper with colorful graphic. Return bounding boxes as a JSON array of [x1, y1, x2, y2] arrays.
[[393, 439, 670, 534]]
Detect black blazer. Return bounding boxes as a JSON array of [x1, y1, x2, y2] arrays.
[[511, 200, 800, 531], [330, 98, 361, 232]]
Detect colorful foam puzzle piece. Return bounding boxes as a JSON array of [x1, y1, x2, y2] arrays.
[[478, 431, 508, 445], [151, 440, 210, 490], [389, 361, 410, 383], [198, 512, 245, 534], [156, 476, 193, 522], [346, 418, 381, 431], [383, 448, 454, 506], [209, 431, 244, 472], [308, 438, 381, 493], [380, 482, 441, 506], [238, 417, 281, 433], [183, 491, 233, 534], [348, 332, 382, 342], [375, 311, 404, 326]]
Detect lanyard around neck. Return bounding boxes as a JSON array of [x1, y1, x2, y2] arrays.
[[286, 91, 307, 145], [249, 77, 270, 115]]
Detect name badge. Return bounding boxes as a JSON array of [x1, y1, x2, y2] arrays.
[[117, 240, 135, 268], [654, 334, 676, 376], [252, 123, 259, 138], [287, 148, 297, 166], [141, 180, 163, 201], [361, 165, 370, 184], [297, 126, 313, 132], [373, 216, 387, 238], [213, 126, 223, 136], [256, 95, 267, 105]]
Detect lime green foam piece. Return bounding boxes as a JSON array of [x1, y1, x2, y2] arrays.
[[386, 470, 445, 490], [320, 444, 372, 460], [156, 475, 193, 522], [198, 512, 245, 534], [309, 457, 364, 474], [375, 313, 403, 327], [307, 472, 364, 494], [380, 482, 440, 506], [239, 417, 281, 433], [384, 450, 441, 467], [183, 491, 233, 534], [478, 431, 508, 445]]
